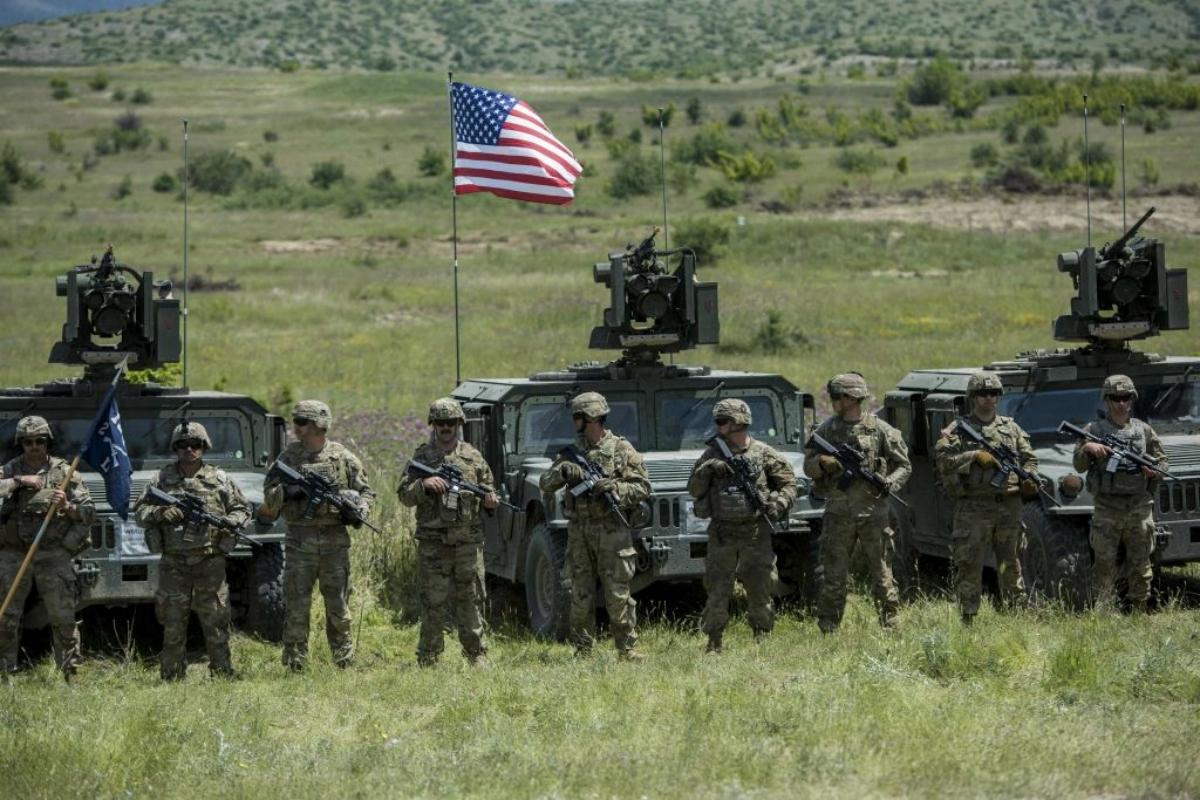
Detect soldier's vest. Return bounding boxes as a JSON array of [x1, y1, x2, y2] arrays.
[[1086, 419, 1153, 497], [957, 416, 1023, 498], [413, 443, 485, 531], [566, 434, 628, 520], [0, 457, 81, 550], [813, 415, 886, 505], [710, 442, 769, 523], [156, 466, 234, 555], [282, 445, 351, 526]]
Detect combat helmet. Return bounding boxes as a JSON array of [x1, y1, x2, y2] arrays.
[[1102, 374, 1139, 400], [966, 372, 1004, 398], [170, 421, 212, 450], [14, 415, 53, 445], [570, 392, 610, 419], [292, 399, 332, 432], [713, 398, 752, 425], [827, 372, 869, 399], [428, 397, 466, 424]]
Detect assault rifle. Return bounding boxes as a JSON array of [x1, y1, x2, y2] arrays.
[[144, 485, 260, 549], [955, 420, 1060, 506], [806, 432, 910, 508], [406, 459, 518, 511], [1057, 421, 1179, 481], [265, 460, 382, 534], [557, 445, 631, 527], [705, 436, 781, 533]]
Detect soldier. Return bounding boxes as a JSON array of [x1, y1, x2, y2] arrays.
[[397, 398, 497, 667], [539, 392, 650, 660], [133, 422, 249, 680], [0, 416, 94, 680], [1073, 375, 1167, 612], [688, 399, 796, 653], [803, 373, 911, 633], [257, 400, 374, 672], [934, 372, 1040, 625]]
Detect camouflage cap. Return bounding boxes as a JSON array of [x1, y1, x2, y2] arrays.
[[170, 421, 212, 449], [292, 399, 332, 431], [966, 372, 1004, 397], [14, 415, 53, 445], [827, 372, 869, 399], [713, 398, 752, 425], [1102, 374, 1139, 399], [428, 397, 466, 423], [570, 391, 610, 419]]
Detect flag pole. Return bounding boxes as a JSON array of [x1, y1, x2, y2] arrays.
[[0, 359, 127, 620], [447, 71, 462, 386]]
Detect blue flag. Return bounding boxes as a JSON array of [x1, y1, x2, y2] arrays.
[[81, 380, 132, 520]]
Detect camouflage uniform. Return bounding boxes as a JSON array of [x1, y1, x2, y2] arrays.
[[0, 416, 95, 678], [803, 374, 911, 632], [539, 392, 650, 656], [261, 400, 374, 670], [934, 372, 1038, 622], [397, 398, 494, 665], [133, 422, 249, 680], [689, 399, 796, 649], [1072, 375, 1166, 611]]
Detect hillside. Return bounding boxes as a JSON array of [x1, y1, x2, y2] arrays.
[[2, 0, 1198, 75]]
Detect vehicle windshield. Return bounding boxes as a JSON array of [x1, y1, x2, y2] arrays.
[[1000, 379, 1200, 436], [657, 391, 780, 448], [1, 416, 247, 469], [518, 398, 641, 454]]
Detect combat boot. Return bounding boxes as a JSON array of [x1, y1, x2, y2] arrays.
[[960, 612, 975, 627], [705, 633, 723, 654], [880, 609, 898, 629], [617, 649, 647, 663], [417, 653, 439, 668], [210, 664, 239, 680], [817, 619, 839, 635], [467, 651, 491, 667], [573, 645, 593, 659]]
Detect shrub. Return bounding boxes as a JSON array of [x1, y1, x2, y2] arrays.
[[130, 87, 153, 105], [703, 184, 740, 209], [87, 71, 109, 91], [416, 146, 445, 177], [47, 131, 65, 154], [641, 103, 675, 127], [727, 108, 747, 127], [834, 147, 887, 175], [342, 196, 367, 218], [686, 97, 703, 125], [110, 175, 132, 200], [1138, 157, 1160, 187], [673, 216, 730, 266], [310, 160, 346, 189], [596, 110, 615, 138], [718, 151, 776, 183], [970, 142, 999, 168], [574, 124, 592, 145], [152, 172, 177, 193], [606, 151, 657, 199], [111, 88, 126, 102], [49, 77, 71, 101], [263, 130, 279, 142], [94, 113, 151, 155], [667, 161, 697, 194], [186, 150, 253, 195], [674, 123, 736, 167], [906, 57, 965, 105]]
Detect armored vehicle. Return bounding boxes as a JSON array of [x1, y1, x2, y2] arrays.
[[451, 232, 820, 636], [882, 209, 1197, 606], [0, 247, 288, 642]]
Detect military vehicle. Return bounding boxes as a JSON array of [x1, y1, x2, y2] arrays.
[[882, 208, 1197, 607], [451, 231, 821, 636], [0, 247, 288, 642]]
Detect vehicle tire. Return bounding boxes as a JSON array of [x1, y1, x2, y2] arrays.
[[523, 522, 570, 640], [1021, 505, 1091, 610], [244, 542, 286, 642]]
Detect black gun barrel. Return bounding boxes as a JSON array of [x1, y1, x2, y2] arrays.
[[406, 458, 518, 511], [706, 436, 781, 533], [806, 432, 909, 508], [1100, 206, 1155, 260], [1056, 420, 1178, 481]]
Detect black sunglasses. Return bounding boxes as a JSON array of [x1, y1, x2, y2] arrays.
[[977, 389, 1003, 398], [714, 417, 732, 426], [1110, 394, 1134, 403], [174, 439, 205, 451], [21, 437, 49, 446], [292, 418, 312, 427], [432, 420, 459, 428]]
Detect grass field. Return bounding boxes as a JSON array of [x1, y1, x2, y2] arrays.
[[2, 60, 1200, 798]]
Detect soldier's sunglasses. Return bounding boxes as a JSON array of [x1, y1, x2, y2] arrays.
[[977, 389, 1003, 398], [1110, 394, 1134, 403], [714, 417, 732, 426], [432, 420, 458, 428], [20, 437, 48, 446], [292, 418, 312, 427], [174, 439, 204, 451]]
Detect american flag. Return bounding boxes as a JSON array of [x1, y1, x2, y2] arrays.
[[451, 81, 582, 205]]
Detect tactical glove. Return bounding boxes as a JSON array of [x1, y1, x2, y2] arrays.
[[1019, 478, 1040, 500], [973, 450, 1000, 470], [1082, 442, 1110, 461], [283, 484, 307, 501], [159, 506, 185, 524], [559, 462, 585, 484], [818, 455, 843, 476], [591, 477, 616, 495], [703, 459, 732, 479], [767, 491, 790, 520]]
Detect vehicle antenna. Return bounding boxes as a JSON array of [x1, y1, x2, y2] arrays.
[[181, 118, 190, 389], [1082, 94, 1092, 249], [658, 107, 669, 254], [1119, 103, 1127, 230]]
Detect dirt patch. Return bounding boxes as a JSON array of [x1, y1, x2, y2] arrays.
[[814, 194, 1200, 236], [260, 238, 342, 254]]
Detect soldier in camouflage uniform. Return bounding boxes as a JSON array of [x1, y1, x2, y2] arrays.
[[398, 398, 498, 667], [0, 416, 94, 680], [688, 399, 796, 653], [1073, 374, 1167, 612], [133, 422, 249, 680], [540, 392, 651, 660], [258, 400, 374, 671], [934, 372, 1040, 625], [803, 373, 911, 633]]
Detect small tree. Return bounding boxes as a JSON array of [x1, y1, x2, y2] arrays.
[[686, 97, 703, 125], [416, 146, 445, 177], [310, 160, 346, 189]]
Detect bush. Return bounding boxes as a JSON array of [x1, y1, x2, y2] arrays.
[[1138, 157, 1160, 187], [641, 103, 675, 127], [718, 151, 776, 183], [606, 151, 657, 199], [342, 196, 367, 218], [673, 216, 730, 266], [130, 87, 153, 105], [905, 57, 965, 105], [416, 146, 445, 177], [49, 77, 71, 101], [667, 161, 697, 194], [152, 172, 177, 193], [574, 124, 592, 145], [47, 131, 65, 154], [110, 175, 132, 200], [111, 88, 126, 102], [674, 123, 736, 167], [970, 142, 999, 168], [596, 110, 615, 138], [87, 71, 109, 91], [727, 108, 747, 127], [263, 130, 279, 142], [703, 184, 740, 209], [686, 97, 703, 125], [310, 160, 346, 189], [834, 147, 887, 175], [186, 150, 253, 195]]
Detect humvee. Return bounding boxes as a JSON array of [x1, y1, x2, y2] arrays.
[[881, 209, 1196, 606], [450, 232, 821, 636], [0, 248, 288, 642]]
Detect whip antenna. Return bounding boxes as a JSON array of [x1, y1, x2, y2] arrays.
[[181, 118, 189, 388], [1082, 94, 1092, 249], [1119, 103, 1127, 230], [658, 107, 668, 254]]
